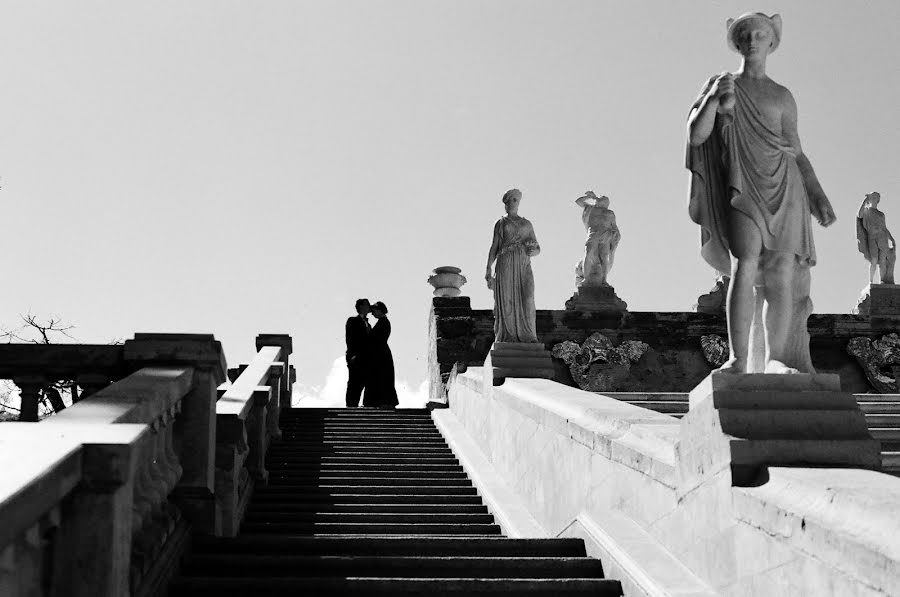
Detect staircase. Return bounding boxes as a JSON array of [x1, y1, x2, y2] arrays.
[[617, 392, 900, 475], [169, 408, 622, 596]]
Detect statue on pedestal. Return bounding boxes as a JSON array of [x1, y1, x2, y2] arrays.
[[856, 192, 895, 285], [565, 191, 627, 312], [485, 188, 541, 343], [484, 189, 554, 384], [575, 191, 620, 287], [686, 12, 836, 374]]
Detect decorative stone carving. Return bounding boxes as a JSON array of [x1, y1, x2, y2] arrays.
[[686, 12, 836, 374], [846, 333, 900, 393], [700, 334, 729, 368], [427, 266, 468, 298], [551, 332, 649, 391], [857, 192, 896, 285]]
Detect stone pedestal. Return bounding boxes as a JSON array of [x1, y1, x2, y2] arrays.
[[678, 373, 881, 494], [854, 283, 900, 319], [488, 342, 554, 386], [565, 285, 627, 312]]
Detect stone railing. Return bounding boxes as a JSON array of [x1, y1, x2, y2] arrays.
[[215, 334, 292, 536], [0, 332, 293, 597], [0, 344, 129, 420]]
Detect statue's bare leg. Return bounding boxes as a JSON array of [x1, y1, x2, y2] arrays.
[[582, 239, 600, 286], [719, 211, 763, 374], [762, 252, 800, 374]]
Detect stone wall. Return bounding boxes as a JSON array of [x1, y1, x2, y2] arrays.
[[440, 370, 900, 597], [428, 296, 890, 400]]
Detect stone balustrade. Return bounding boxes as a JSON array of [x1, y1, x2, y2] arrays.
[[0, 344, 128, 421], [0, 332, 293, 597], [215, 334, 293, 536]]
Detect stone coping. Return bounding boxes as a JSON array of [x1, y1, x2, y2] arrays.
[[44, 367, 193, 425], [736, 467, 900, 595], [458, 369, 681, 487], [218, 346, 282, 419], [0, 424, 148, 549]]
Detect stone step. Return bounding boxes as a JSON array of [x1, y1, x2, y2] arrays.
[[168, 576, 621, 596], [181, 555, 606, 578], [255, 486, 479, 496], [869, 428, 900, 441], [265, 456, 460, 464], [265, 477, 473, 487], [266, 471, 470, 480], [864, 414, 900, 426], [265, 463, 465, 472], [189, 536, 589, 557], [859, 403, 900, 414], [250, 494, 485, 505], [238, 522, 502, 535], [248, 503, 489, 514], [244, 512, 497, 524]]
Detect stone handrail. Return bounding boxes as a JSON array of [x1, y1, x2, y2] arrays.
[[215, 334, 293, 536], [0, 333, 293, 597]]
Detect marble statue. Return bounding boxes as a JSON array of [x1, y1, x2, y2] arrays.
[[857, 192, 896, 285], [485, 189, 541, 343], [687, 12, 836, 375], [575, 191, 620, 287]]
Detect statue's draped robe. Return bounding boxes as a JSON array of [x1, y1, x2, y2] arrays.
[[687, 77, 816, 274], [492, 216, 539, 343], [687, 76, 816, 372]]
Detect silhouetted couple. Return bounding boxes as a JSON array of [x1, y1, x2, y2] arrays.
[[345, 298, 398, 408]]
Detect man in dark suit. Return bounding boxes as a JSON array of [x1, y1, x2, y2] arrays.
[[345, 298, 371, 407]]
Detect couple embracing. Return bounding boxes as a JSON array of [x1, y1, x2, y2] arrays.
[[344, 298, 398, 408]]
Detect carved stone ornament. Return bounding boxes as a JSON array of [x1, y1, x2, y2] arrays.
[[846, 333, 900, 393], [551, 332, 649, 391], [700, 334, 729, 368]]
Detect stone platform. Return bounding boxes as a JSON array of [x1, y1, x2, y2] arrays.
[[678, 372, 882, 491], [488, 341, 555, 385], [565, 285, 627, 312]]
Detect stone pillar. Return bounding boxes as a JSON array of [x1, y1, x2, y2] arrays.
[[51, 425, 148, 597], [123, 334, 226, 534], [428, 297, 476, 403], [256, 334, 293, 409]]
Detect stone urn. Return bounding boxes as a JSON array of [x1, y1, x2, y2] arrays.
[[427, 266, 467, 297]]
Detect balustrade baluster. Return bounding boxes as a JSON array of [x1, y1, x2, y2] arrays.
[[265, 365, 283, 442], [75, 373, 110, 401], [14, 376, 46, 422]]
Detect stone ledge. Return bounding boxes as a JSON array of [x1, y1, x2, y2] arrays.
[[458, 369, 680, 487], [561, 512, 718, 597], [735, 467, 900, 596]]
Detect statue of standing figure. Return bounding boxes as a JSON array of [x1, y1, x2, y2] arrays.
[[485, 188, 541, 343], [575, 191, 620, 287], [687, 12, 836, 375], [857, 192, 896, 285]]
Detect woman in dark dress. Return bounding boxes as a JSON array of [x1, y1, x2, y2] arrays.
[[363, 301, 399, 408]]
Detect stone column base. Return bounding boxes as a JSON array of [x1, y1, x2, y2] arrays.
[[489, 342, 555, 386], [854, 283, 900, 319], [677, 372, 881, 494], [565, 285, 627, 312]]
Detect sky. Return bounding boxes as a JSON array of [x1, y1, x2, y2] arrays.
[[1, 1, 898, 406]]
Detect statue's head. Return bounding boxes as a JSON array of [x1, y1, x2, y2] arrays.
[[726, 13, 782, 57], [502, 188, 522, 214], [867, 192, 882, 206]]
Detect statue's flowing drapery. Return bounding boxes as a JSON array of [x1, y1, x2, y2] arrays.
[[686, 76, 816, 373], [687, 77, 816, 275], [492, 217, 539, 343]]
